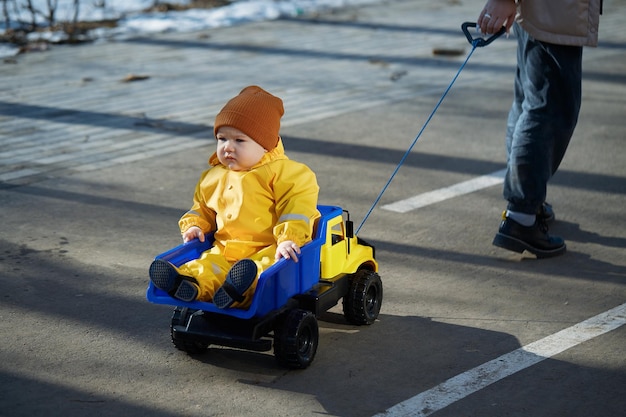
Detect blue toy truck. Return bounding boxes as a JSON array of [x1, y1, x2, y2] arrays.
[[146, 205, 382, 369]]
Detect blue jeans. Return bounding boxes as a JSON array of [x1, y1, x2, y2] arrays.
[[504, 23, 583, 215]]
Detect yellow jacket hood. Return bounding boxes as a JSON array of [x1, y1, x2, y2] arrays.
[[179, 138, 320, 261]]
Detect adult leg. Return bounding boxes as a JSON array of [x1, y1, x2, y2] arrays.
[[504, 24, 582, 215], [494, 24, 582, 258]]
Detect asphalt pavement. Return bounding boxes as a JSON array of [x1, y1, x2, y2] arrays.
[[1, 0, 625, 416]]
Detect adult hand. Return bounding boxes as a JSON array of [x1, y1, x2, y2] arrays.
[[478, 0, 516, 35], [183, 226, 205, 243], [275, 240, 301, 262]]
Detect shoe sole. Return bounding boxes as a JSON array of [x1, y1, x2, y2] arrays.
[[213, 259, 257, 309], [493, 233, 566, 259], [149, 259, 179, 291], [150, 259, 199, 301]]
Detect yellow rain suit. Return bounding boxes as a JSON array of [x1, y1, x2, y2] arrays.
[[176, 139, 320, 308]]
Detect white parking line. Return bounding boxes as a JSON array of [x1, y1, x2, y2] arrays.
[[373, 302, 626, 417], [381, 169, 507, 213]]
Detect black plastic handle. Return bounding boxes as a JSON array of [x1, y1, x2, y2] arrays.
[[462, 21, 506, 47]]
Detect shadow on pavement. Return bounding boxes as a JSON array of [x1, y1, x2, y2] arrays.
[[0, 371, 187, 417], [235, 312, 522, 417], [437, 351, 626, 417], [370, 237, 626, 285]]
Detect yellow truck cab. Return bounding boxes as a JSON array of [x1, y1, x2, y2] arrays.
[[320, 210, 378, 280]]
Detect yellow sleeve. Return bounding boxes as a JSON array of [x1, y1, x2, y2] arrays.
[[272, 162, 320, 247], [178, 168, 217, 235]]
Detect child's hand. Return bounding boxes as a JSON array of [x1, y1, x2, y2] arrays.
[[183, 226, 205, 243], [276, 240, 301, 262]]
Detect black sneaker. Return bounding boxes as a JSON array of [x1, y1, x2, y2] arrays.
[[492, 213, 566, 258], [149, 259, 199, 301], [213, 259, 257, 309], [539, 202, 555, 223]]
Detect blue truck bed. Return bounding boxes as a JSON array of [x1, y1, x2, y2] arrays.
[[146, 205, 341, 319]]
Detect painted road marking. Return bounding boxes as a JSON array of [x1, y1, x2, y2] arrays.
[[373, 302, 626, 417], [381, 169, 507, 213]]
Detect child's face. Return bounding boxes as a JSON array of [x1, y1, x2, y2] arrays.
[[216, 126, 267, 171]]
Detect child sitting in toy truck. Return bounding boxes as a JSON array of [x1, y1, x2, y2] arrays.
[[149, 86, 320, 309]]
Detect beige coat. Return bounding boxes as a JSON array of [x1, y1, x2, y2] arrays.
[[517, 0, 602, 46]]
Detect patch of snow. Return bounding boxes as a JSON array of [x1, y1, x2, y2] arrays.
[[1, 0, 381, 58]]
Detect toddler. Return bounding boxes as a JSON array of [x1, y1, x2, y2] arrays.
[[149, 86, 320, 308]]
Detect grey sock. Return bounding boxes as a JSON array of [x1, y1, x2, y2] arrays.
[[506, 210, 536, 227]]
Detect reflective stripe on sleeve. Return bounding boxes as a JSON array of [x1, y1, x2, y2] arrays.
[[278, 213, 311, 224]]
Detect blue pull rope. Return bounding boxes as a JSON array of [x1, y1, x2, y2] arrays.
[[356, 41, 480, 235]]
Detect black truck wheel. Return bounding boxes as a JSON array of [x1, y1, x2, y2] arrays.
[[170, 307, 209, 354], [343, 269, 383, 325], [274, 309, 319, 369]]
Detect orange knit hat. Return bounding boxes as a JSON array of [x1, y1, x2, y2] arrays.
[[213, 86, 284, 151]]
